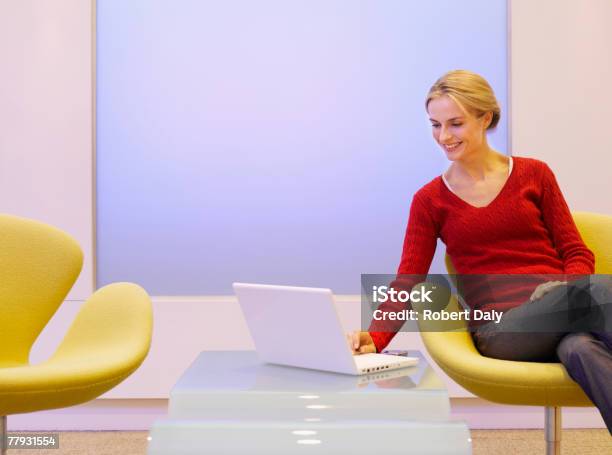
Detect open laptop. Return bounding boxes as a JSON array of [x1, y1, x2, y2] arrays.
[[233, 283, 418, 375]]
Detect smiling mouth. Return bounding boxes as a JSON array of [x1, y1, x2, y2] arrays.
[[443, 142, 462, 152]]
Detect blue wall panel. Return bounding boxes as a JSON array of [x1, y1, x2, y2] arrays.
[[97, 0, 508, 294]]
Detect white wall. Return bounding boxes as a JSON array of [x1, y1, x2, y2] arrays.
[[0, 0, 94, 299], [511, 0, 612, 214]]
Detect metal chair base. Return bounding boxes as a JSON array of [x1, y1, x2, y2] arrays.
[[1, 415, 6, 455], [545, 406, 561, 455]]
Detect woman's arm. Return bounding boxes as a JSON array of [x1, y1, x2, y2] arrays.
[[539, 162, 595, 274], [368, 192, 439, 352]]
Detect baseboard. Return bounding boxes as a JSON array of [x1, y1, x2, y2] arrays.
[[7, 400, 168, 431], [5, 398, 606, 431], [450, 398, 606, 430]]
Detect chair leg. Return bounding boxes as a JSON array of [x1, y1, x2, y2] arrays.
[[545, 406, 561, 455], [1, 415, 6, 455]]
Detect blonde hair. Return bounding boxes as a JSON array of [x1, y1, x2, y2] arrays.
[[426, 70, 501, 130]]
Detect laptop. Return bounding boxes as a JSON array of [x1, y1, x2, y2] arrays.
[[233, 283, 418, 375]]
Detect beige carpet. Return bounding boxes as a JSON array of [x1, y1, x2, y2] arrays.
[[471, 429, 611, 454], [6, 429, 612, 454]]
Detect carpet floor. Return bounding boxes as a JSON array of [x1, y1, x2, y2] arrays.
[[5, 429, 611, 454]]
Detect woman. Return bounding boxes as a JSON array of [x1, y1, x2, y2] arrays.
[[350, 70, 612, 431]]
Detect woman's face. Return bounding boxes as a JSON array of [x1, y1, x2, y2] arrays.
[[427, 95, 491, 161]]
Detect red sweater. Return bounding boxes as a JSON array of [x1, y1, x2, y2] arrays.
[[369, 156, 595, 352]]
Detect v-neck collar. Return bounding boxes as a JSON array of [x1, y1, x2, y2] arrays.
[[441, 156, 514, 209]]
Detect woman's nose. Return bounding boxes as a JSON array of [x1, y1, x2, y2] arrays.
[[439, 126, 452, 142]]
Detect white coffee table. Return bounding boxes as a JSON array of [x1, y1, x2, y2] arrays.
[[148, 351, 471, 454]]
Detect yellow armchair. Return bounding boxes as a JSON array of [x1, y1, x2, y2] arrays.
[[419, 212, 611, 454], [0, 214, 152, 452]]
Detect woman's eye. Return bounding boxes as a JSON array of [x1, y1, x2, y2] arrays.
[[452, 123, 463, 127], [431, 124, 440, 128]]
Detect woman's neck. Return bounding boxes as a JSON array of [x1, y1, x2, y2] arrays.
[[447, 146, 508, 183]]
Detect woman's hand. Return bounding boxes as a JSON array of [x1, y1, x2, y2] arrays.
[[347, 330, 376, 355], [529, 280, 567, 302]]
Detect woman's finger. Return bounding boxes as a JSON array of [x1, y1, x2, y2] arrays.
[[358, 343, 376, 354], [352, 331, 360, 350]]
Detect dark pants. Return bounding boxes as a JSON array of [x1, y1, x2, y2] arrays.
[[472, 276, 612, 433]]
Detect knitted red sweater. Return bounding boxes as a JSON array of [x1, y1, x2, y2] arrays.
[[369, 156, 595, 352]]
